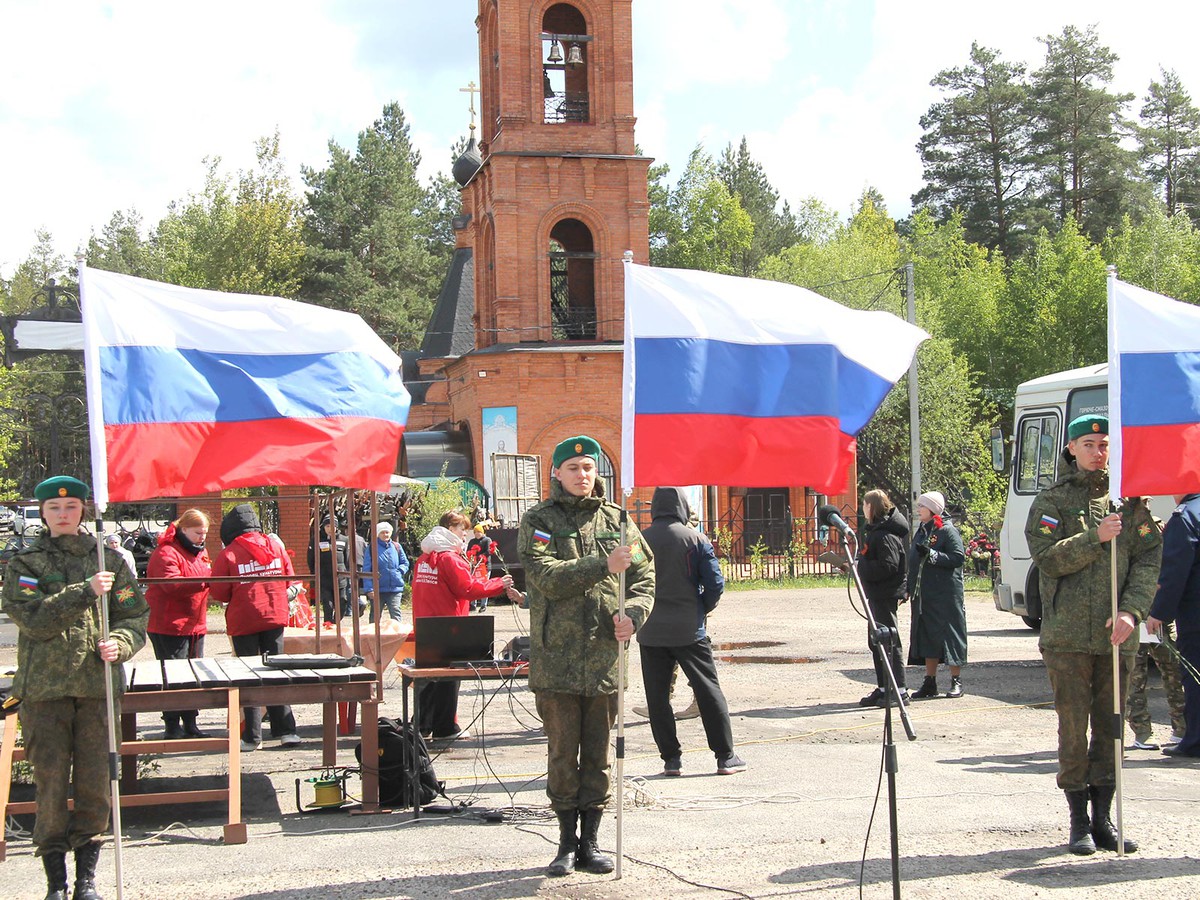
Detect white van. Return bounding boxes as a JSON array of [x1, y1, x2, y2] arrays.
[[991, 363, 1172, 628], [13, 504, 42, 536]]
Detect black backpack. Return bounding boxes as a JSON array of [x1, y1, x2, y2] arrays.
[[356, 717, 442, 807]]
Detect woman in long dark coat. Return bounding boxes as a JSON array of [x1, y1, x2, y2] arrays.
[[906, 490, 967, 699]]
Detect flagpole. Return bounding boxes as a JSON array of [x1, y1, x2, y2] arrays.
[[78, 254, 126, 897], [1105, 267, 1126, 858], [615, 497, 629, 880]]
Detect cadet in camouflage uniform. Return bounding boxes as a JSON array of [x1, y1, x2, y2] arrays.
[[2, 476, 148, 900], [517, 436, 654, 877], [1025, 416, 1161, 857], [1125, 627, 1186, 749]]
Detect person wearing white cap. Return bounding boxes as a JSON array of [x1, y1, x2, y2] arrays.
[[104, 533, 138, 579], [363, 521, 410, 622], [906, 491, 967, 699]]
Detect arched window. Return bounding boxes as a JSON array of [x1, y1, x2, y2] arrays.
[[596, 446, 616, 500], [548, 218, 596, 340], [541, 3, 589, 124]]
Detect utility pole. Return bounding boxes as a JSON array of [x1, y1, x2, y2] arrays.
[[905, 262, 921, 515]]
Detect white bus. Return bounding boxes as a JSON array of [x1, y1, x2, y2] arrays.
[[991, 363, 1172, 629]]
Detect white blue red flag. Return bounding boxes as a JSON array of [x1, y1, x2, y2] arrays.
[[80, 267, 410, 506], [1107, 276, 1200, 497], [621, 263, 928, 493]]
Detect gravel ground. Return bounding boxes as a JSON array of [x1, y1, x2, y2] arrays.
[[3, 586, 1200, 899]]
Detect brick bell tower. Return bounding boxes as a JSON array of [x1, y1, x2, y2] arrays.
[[418, 0, 652, 502]]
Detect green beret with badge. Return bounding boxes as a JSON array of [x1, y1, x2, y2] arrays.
[[552, 435, 601, 468], [33, 475, 90, 503], [1067, 414, 1108, 442]]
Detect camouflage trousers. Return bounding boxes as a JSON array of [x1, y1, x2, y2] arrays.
[[1043, 650, 1134, 792], [1127, 627, 1187, 740], [19, 697, 112, 856], [535, 691, 617, 812]]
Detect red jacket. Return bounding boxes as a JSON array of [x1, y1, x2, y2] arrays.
[[210, 534, 294, 636], [412, 550, 507, 619], [146, 537, 212, 636]]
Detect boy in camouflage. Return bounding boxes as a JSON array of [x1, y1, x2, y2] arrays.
[[1025, 416, 1161, 856], [3, 476, 148, 900], [518, 435, 654, 876]]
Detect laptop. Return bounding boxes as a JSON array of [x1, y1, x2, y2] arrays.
[[414, 615, 496, 668]]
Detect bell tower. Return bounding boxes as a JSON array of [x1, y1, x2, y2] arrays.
[[467, 0, 650, 345]]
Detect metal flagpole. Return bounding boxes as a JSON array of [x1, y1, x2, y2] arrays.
[[95, 509, 125, 898], [1109, 514, 1125, 858], [615, 496, 630, 879], [79, 254, 125, 898]]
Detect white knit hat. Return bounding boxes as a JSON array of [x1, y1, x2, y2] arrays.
[[916, 491, 946, 516], [376, 521, 393, 535]]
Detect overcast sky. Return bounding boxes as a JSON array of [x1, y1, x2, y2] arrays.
[[4, 0, 1200, 279]]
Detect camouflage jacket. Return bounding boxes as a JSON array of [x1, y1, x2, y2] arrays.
[[517, 479, 654, 695], [2, 532, 148, 701], [1026, 468, 1162, 656]]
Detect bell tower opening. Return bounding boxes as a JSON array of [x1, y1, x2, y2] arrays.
[[548, 218, 596, 340], [542, 3, 589, 124]]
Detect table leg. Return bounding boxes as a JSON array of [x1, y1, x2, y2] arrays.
[[410, 676, 421, 818], [322, 701, 337, 768], [360, 702, 379, 812], [224, 688, 246, 845], [120, 712, 138, 794], [0, 714, 18, 861]]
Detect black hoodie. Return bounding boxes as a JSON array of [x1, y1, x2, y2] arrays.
[[637, 487, 724, 646], [856, 506, 909, 602], [220, 504, 261, 547]]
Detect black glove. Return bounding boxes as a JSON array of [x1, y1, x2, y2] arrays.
[[915, 543, 930, 558]]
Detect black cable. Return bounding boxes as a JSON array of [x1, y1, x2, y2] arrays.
[[858, 734, 888, 900]]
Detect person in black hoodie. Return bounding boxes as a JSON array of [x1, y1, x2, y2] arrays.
[[855, 489, 910, 707], [637, 487, 746, 777], [306, 516, 353, 621]]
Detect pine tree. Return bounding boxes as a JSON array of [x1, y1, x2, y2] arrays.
[[1138, 67, 1200, 219]]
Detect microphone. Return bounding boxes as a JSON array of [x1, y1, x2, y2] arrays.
[[817, 504, 851, 536]]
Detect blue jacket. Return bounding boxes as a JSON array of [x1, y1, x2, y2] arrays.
[[363, 537, 410, 594], [1149, 493, 1200, 636]]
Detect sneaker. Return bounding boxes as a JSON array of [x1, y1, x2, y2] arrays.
[[674, 698, 700, 720], [279, 733, 302, 747], [859, 688, 886, 708], [716, 753, 747, 775], [663, 757, 682, 777], [1165, 732, 1184, 746], [240, 739, 261, 752], [1130, 736, 1160, 751], [433, 727, 471, 741], [946, 676, 964, 699]]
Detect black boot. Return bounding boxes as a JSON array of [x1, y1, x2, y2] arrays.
[[73, 841, 103, 900], [41, 851, 68, 900], [575, 808, 614, 874], [162, 714, 184, 740], [547, 809, 577, 877], [1064, 789, 1096, 855], [181, 713, 205, 738], [911, 675, 939, 699], [1089, 785, 1138, 853]]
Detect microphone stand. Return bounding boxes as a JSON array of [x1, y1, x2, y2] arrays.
[[841, 526, 915, 900]]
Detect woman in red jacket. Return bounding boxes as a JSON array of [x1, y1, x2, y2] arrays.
[[210, 504, 301, 751], [146, 508, 212, 739], [413, 511, 512, 738]]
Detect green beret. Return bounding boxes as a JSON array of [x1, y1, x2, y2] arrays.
[[1067, 414, 1108, 441], [552, 435, 601, 468], [34, 475, 90, 502]]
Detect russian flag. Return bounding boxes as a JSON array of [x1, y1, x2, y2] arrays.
[[1108, 277, 1200, 497], [621, 264, 928, 493], [80, 268, 410, 506]]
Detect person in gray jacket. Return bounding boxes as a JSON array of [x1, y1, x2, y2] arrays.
[[637, 487, 746, 777]]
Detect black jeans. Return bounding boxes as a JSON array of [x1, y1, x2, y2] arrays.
[[639, 638, 734, 761], [229, 628, 296, 742], [417, 681, 461, 737], [867, 594, 907, 690], [148, 632, 205, 728]]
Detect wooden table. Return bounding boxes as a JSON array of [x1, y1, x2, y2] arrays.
[[0, 656, 379, 861], [397, 661, 529, 816]]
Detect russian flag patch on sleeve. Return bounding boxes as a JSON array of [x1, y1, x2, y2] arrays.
[[533, 530, 552, 544], [1039, 514, 1059, 530], [18, 575, 39, 592]]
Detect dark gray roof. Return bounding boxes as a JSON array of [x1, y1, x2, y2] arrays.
[[419, 247, 475, 359]]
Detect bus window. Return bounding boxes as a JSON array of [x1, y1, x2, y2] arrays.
[[1067, 385, 1107, 423], [1016, 414, 1061, 493]]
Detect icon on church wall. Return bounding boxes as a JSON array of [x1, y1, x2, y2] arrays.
[[482, 406, 518, 494]]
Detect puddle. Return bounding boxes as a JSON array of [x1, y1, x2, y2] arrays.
[[716, 655, 822, 665], [712, 640, 784, 651]]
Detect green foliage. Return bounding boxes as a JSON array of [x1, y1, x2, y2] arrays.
[[1137, 68, 1200, 219], [717, 137, 801, 276], [405, 472, 465, 549], [301, 102, 450, 350]]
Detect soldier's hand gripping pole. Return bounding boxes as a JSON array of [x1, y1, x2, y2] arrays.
[[615, 503, 628, 879], [1109, 503, 1126, 859], [95, 513, 125, 899]]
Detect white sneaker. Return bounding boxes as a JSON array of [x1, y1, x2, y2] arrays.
[[240, 739, 261, 752], [1166, 732, 1184, 746], [279, 733, 302, 747]]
